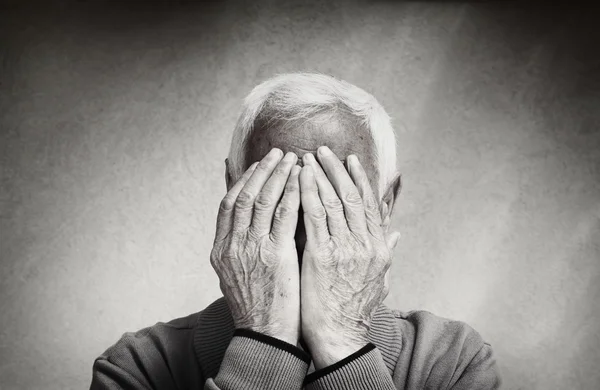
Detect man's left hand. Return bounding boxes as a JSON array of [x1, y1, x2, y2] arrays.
[[299, 146, 400, 370]]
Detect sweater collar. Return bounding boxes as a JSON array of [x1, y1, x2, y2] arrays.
[[193, 297, 403, 380]]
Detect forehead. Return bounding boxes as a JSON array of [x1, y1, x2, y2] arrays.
[[244, 113, 380, 191]]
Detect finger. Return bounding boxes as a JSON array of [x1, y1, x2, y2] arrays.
[[214, 162, 259, 242], [299, 165, 330, 247], [233, 148, 284, 233], [302, 153, 348, 237], [316, 146, 367, 236], [271, 164, 301, 242], [250, 152, 298, 237], [347, 154, 384, 239]]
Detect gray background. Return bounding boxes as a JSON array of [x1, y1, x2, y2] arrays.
[[1, 1, 599, 389]]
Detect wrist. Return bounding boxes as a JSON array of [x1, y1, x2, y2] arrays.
[[254, 329, 299, 346], [310, 341, 369, 370], [272, 334, 299, 346]]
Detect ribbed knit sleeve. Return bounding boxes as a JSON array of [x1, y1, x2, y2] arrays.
[[91, 298, 500, 390], [303, 344, 395, 390], [204, 329, 310, 390]]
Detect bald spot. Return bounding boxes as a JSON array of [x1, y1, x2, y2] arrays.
[[244, 111, 380, 196]]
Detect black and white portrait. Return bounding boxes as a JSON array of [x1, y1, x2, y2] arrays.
[[1, 1, 598, 389]]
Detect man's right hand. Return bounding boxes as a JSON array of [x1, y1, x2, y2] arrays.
[[210, 148, 301, 346]]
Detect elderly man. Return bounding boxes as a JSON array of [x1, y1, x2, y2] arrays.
[[91, 73, 500, 389]]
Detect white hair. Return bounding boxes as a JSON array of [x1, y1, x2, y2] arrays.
[[228, 72, 397, 198]]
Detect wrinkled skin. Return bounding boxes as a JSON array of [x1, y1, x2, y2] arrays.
[[242, 113, 382, 262], [210, 149, 302, 345], [217, 117, 403, 365], [299, 147, 401, 368]]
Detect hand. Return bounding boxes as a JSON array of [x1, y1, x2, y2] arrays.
[[210, 148, 302, 345], [299, 146, 399, 369]]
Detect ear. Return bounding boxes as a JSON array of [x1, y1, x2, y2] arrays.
[[379, 171, 402, 247], [380, 171, 402, 223], [225, 158, 233, 191]]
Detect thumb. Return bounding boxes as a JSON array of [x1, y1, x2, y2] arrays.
[[386, 231, 401, 251]]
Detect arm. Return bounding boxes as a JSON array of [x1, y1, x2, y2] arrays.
[[297, 148, 400, 390], [298, 148, 500, 389], [92, 149, 309, 390], [207, 148, 308, 389], [204, 330, 310, 390], [92, 356, 152, 389], [303, 314, 500, 390], [90, 325, 311, 390], [304, 344, 395, 390], [451, 343, 500, 389]]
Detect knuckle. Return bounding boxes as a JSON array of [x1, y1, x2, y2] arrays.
[[219, 196, 235, 212], [221, 245, 237, 260], [236, 190, 255, 208], [274, 203, 293, 220], [273, 165, 288, 177], [256, 160, 270, 171], [307, 205, 327, 220], [254, 193, 273, 209], [343, 190, 363, 206], [286, 180, 299, 192], [247, 227, 263, 241], [268, 230, 281, 243], [322, 197, 343, 211], [364, 196, 379, 213], [255, 159, 270, 171], [364, 194, 377, 209], [231, 228, 247, 241]]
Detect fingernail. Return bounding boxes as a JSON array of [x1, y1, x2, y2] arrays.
[[303, 153, 316, 164], [270, 148, 283, 158], [318, 146, 332, 156], [284, 151, 297, 162], [348, 154, 358, 165]]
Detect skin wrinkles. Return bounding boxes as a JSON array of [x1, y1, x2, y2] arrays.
[[237, 114, 381, 265], [245, 114, 379, 189], [217, 106, 404, 362]]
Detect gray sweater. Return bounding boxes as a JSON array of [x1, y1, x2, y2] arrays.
[[91, 297, 500, 389]]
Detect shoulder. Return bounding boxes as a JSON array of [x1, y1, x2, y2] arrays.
[[101, 297, 232, 357], [389, 309, 499, 388], [100, 311, 200, 360], [395, 309, 488, 353], [92, 307, 212, 389]]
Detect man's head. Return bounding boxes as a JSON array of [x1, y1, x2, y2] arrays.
[[225, 73, 401, 259]]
